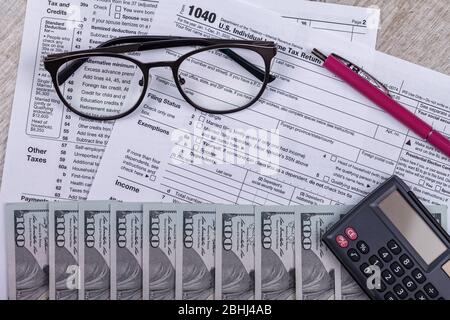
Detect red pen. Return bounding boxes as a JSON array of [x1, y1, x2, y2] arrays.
[[312, 49, 450, 158]]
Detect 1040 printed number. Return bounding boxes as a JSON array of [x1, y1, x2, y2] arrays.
[[188, 5, 217, 23]]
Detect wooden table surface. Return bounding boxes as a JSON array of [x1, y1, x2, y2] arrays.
[[0, 0, 449, 183]]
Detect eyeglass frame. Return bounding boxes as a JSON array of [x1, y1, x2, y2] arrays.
[[44, 36, 278, 121]]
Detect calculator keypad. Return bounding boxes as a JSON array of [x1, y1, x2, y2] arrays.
[[356, 241, 370, 254], [345, 237, 442, 300], [360, 263, 372, 277], [347, 249, 360, 262], [399, 254, 414, 269], [369, 255, 384, 269], [390, 262, 405, 277], [336, 235, 349, 248], [384, 292, 397, 300], [378, 247, 393, 262], [387, 240, 402, 255], [345, 227, 358, 240], [412, 268, 426, 284], [415, 291, 427, 300], [424, 283, 439, 299], [376, 281, 387, 293], [382, 270, 395, 285], [402, 276, 417, 292], [393, 284, 408, 299]]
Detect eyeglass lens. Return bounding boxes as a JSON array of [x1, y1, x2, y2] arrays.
[[57, 56, 145, 119], [55, 46, 268, 119]]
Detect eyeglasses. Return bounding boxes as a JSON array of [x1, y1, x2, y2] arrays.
[[44, 36, 278, 121]]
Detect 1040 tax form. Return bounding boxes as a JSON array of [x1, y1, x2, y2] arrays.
[[88, 0, 450, 221], [0, 0, 380, 299]]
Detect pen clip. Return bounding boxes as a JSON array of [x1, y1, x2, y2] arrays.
[[331, 53, 393, 98]]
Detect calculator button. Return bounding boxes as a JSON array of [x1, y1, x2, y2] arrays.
[[369, 255, 384, 269], [393, 284, 408, 299], [360, 263, 372, 278], [399, 254, 414, 269], [378, 247, 393, 262], [414, 291, 428, 300], [402, 276, 417, 292], [345, 227, 358, 241], [412, 268, 426, 284], [376, 281, 387, 293], [390, 262, 405, 277], [336, 235, 349, 248], [347, 249, 360, 262], [424, 283, 439, 299], [356, 241, 370, 254], [384, 292, 397, 300], [387, 240, 402, 255], [382, 270, 395, 285]]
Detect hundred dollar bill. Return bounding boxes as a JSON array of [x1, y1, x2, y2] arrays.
[[6, 202, 49, 300], [78, 201, 112, 300], [143, 203, 178, 300], [111, 203, 143, 300], [295, 207, 342, 300], [49, 202, 79, 300], [215, 205, 255, 300], [314, 206, 367, 300], [176, 204, 216, 300], [255, 206, 296, 300]]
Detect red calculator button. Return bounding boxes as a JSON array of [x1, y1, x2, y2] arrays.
[[336, 235, 349, 248], [345, 227, 358, 240]]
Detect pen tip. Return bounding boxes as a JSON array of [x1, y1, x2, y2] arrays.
[[312, 48, 327, 62]]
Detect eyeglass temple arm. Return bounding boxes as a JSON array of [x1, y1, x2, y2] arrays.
[[219, 48, 276, 83], [55, 36, 276, 85]]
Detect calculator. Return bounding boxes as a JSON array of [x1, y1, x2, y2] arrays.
[[323, 176, 450, 300]]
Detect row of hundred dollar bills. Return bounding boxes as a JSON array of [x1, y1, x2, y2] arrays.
[[6, 201, 447, 300]]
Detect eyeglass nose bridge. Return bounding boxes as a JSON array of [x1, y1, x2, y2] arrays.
[[143, 61, 177, 71], [142, 60, 185, 86]]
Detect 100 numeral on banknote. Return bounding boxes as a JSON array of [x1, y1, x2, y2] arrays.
[[7, 203, 49, 300], [177, 205, 216, 300]]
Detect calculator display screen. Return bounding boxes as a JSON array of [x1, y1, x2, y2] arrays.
[[379, 190, 447, 265]]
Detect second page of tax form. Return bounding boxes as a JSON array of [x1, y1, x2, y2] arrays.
[[89, 0, 450, 220], [248, 0, 379, 46]]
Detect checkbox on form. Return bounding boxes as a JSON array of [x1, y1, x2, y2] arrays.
[[324, 176, 330, 182], [115, 5, 122, 12], [331, 155, 337, 162], [115, 13, 121, 19], [150, 175, 156, 182]]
